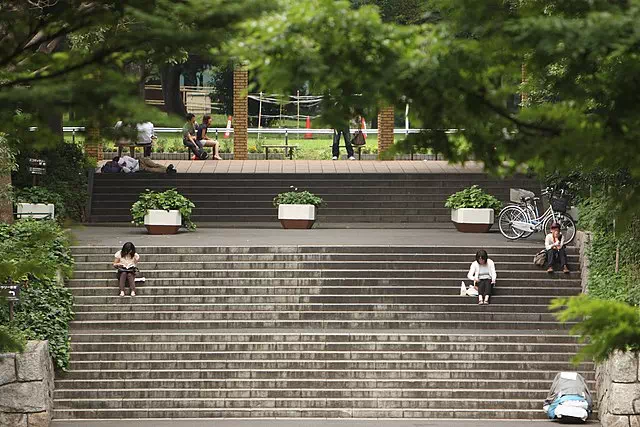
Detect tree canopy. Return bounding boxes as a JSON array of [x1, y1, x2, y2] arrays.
[[236, 0, 640, 219]]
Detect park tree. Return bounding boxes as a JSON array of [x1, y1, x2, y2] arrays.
[[0, 0, 270, 221], [237, 0, 640, 220]]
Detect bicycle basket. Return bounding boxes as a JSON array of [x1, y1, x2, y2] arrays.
[[510, 188, 535, 203], [551, 197, 569, 213]]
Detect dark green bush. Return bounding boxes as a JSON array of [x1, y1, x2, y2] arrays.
[[0, 219, 74, 369], [13, 140, 92, 222]]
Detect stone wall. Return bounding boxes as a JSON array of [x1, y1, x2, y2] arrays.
[[596, 351, 640, 427], [574, 230, 591, 294], [0, 341, 54, 427]]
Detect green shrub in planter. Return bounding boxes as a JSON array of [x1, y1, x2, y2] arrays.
[[273, 187, 324, 207], [131, 189, 196, 230], [13, 186, 66, 221], [445, 185, 502, 213]]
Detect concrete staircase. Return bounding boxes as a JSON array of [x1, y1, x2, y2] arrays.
[[54, 245, 594, 420], [89, 173, 540, 224]]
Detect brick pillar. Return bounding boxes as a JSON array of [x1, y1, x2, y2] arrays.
[[233, 68, 248, 160], [377, 106, 394, 160], [85, 125, 103, 161], [0, 173, 12, 223]]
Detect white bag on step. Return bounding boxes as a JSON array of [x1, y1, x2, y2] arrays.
[[466, 286, 479, 297], [460, 281, 467, 296]]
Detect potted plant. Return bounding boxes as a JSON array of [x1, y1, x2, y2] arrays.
[[131, 189, 195, 235], [273, 186, 324, 229], [13, 187, 64, 221], [445, 185, 502, 233]]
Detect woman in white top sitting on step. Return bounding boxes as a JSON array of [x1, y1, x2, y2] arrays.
[[113, 242, 140, 297], [467, 249, 497, 305]]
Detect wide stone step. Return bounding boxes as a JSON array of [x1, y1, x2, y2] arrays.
[[71, 303, 556, 314], [73, 260, 580, 271], [68, 286, 580, 298], [57, 368, 595, 381], [54, 387, 550, 400], [67, 294, 575, 306], [72, 252, 579, 262], [67, 331, 582, 344], [69, 319, 572, 330], [70, 245, 574, 255], [48, 407, 557, 420], [66, 350, 580, 362], [71, 310, 564, 322], [54, 377, 586, 390], [70, 269, 581, 279], [67, 277, 581, 288]]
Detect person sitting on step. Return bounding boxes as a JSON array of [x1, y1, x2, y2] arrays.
[[467, 249, 497, 305], [545, 223, 570, 274], [113, 242, 140, 297], [197, 114, 222, 160]]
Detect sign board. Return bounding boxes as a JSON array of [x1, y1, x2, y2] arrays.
[[0, 285, 20, 302], [28, 167, 46, 175]]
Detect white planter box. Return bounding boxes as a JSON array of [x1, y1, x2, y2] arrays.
[[451, 208, 495, 233], [17, 203, 55, 220], [278, 204, 316, 220], [278, 204, 316, 229], [143, 209, 182, 235]]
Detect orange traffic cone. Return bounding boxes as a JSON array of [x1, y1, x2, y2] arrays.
[[361, 116, 367, 138], [304, 116, 313, 139], [224, 115, 232, 138]]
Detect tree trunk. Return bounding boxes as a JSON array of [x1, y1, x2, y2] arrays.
[[0, 174, 12, 224], [160, 64, 186, 117]]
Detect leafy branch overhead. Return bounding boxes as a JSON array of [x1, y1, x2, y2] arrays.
[[235, 0, 640, 219]]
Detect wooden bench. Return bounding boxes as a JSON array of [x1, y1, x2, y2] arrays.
[[117, 142, 153, 158], [330, 145, 363, 160], [263, 144, 299, 160]]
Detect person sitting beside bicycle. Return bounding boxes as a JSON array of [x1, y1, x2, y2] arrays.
[[545, 223, 569, 274]]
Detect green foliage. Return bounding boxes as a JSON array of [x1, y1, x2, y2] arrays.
[[551, 295, 640, 363], [444, 185, 502, 212], [12, 140, 91, 222], [273, 188, 324, 208], [0, 324, 27, 354], [236, 0, 640, 221], [13, 187, 66, 222], [131, 189, 196, 230], [0, 220, 74, 369]]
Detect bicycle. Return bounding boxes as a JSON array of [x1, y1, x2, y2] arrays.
[[498, 186, 576, 244]]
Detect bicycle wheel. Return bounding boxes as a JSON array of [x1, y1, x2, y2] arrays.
[[520, 203, 536, 238], [544, 213, 576, 245], [498, 206, 527, 240]]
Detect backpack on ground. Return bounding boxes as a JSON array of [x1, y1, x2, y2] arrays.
[[534, 250, 546, 267]]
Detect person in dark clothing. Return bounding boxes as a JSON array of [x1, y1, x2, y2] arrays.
[[332, 122, 356, 160]]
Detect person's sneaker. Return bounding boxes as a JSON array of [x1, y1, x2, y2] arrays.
[[547, 267, 554, 273], [166, 165, 177, 174], [130, 291, 136, 297], [332, 156, 338, 160], [563, 265, 570, 274], [348, 156, 356, 161], [213, 155, 222, 160], [191, 155, 197, 161], [119, 291, 125, 297]]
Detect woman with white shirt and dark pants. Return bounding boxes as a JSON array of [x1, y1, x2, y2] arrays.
[[545, 222, 570, 274], [467, 249, 497, 305]]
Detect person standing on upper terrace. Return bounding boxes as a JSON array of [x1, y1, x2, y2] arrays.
[[332, 114, 357, 161], [467, 249, 497, 305]]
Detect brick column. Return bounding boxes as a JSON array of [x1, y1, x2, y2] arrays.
[[233, 68, 248, 160], [85, 125, 103, 161], [377, 106, 394, 160]]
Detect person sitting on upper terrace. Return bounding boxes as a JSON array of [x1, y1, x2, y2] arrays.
[[197, 114, 222, 160], [182, 113, 208, 160]]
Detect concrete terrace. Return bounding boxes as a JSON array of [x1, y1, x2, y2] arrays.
[[97, 160, 487, 174]]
